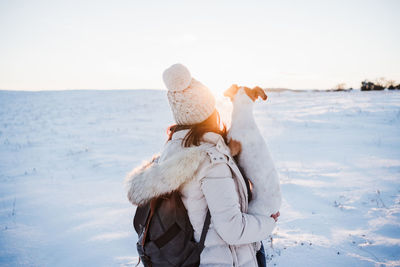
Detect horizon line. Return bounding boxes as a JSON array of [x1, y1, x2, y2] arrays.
[[0, 87, 361, 92]]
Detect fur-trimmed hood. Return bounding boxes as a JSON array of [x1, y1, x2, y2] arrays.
[[124, 146, 208, 206]]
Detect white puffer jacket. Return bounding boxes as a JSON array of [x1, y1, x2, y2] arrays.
[[125, 130, 276, 266]]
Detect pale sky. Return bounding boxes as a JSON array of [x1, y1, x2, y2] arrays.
[[1, 0, 399, 92]]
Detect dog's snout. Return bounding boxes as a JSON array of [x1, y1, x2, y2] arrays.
[[261, 93, 267, 100], [252, 86, 267, 101]]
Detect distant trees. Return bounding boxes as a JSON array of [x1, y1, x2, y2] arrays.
[[374, 77, 387, 90], [386, 80, 397, 90], [330, 78, 399, 92], [334, 83, 347, 90], [361, 81, 384, 91], [329, 83, 353, 92], [361, 78, 400, 91]]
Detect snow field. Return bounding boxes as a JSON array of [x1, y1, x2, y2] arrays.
[[0, 89, 399, 266]]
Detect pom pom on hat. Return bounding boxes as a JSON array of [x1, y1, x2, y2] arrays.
[[163, 63, 192, 92], [163, 63, 216, 125]]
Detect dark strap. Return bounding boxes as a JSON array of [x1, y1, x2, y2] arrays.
[[142, 198, 160, 246], [199, 209, 211, 250]]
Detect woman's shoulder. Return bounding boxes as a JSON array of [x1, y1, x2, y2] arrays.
[[189, 140, 234, 182], [160, 131, 233, 178]]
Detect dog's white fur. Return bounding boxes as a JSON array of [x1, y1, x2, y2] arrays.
[[228, 87, 282, 216]]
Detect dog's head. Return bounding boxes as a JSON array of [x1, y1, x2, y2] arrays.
[[224, 84, 267, 102]]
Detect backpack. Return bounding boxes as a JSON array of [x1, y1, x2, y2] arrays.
[[133, 190, 211, 267]]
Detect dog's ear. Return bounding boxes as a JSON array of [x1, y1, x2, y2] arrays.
[[224, 84, 239, 101], [252, 86, 267, 101], [244, 86, 267, 102]]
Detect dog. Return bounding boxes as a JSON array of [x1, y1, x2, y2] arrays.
[[224, 84, 282, 218]]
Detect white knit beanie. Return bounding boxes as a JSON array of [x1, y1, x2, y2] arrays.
[[163, 64, 216, 125]]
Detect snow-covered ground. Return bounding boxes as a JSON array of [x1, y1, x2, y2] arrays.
[[0, 89, 399, 266]]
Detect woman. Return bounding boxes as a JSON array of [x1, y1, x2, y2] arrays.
[[125, 64, 279, 266]]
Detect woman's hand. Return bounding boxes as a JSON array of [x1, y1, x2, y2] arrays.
[[270, 211, 280, 222]]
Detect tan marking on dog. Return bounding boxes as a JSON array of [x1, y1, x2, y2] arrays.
[[223, 84, 239, 101], [243, 86, 268, 102], [228, 139, 242, 156], [252, 86, 268, 101]]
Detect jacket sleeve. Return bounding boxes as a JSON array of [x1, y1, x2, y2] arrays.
[[200, 162, 276, 245]]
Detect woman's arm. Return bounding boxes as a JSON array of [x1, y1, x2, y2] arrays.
[[200, 162, 276, 245]]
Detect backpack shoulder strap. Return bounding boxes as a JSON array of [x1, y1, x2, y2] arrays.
[[141, 198, 160, 246], [198, 209, 211, 250]]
